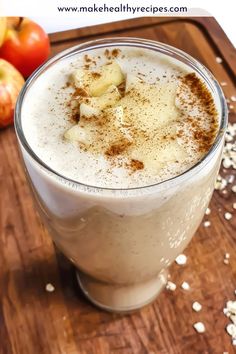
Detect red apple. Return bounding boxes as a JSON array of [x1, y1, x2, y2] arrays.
[[0, 59, 25, 128], [0, 17, 50, 78], [0, 17, 7, 46]]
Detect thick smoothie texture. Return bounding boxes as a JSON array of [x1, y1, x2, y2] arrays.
[[18, 41, 223, 311], [22, 46, 218, 189]]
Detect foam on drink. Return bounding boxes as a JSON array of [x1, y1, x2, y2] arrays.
[[22, 47, 219, 188]]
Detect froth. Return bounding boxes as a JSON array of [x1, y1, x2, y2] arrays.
[[22, 46, 219, 189]]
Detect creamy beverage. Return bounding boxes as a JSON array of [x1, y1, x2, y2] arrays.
[[16, 39, 227, 312], [22, 47, 218, 188]]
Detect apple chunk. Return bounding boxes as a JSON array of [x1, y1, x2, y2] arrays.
[[80, 85, 121, 118], [71, 62, 124, 97], [90, 62, 124, 96], [64, 125, 91, 145]]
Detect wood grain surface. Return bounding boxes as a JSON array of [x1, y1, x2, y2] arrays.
[[0, 17, 236, 354]]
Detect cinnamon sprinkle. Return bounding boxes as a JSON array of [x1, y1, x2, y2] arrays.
[[105, 139, 131, 156], [179, 73, 218, 153], [84, 54, 92, 63], [182, 73, 217, 117], [71, 112, 80, 122], [111, 48, 121, 58], [91, 72, 102, 79], [62, 59, 218, 174], [72, 87, 88, 98], [117, 82, 126, 97], [104, 49, 111, 60], [129, 159, 144, 171]]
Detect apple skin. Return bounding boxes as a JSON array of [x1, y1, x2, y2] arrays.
[[6, 17, 22, 29], [0, 18, 50, 78], [0, 17, 7, 46], [0, 59, 25, 128]]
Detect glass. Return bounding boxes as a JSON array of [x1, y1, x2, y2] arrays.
[[15, 38, 227, 312]]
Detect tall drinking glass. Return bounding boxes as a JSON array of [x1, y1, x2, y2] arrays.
[[15, 38, 227, 312]]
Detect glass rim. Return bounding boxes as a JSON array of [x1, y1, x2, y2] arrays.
[[15, 37, 228, 193]]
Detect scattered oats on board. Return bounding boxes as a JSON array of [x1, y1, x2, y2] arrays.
[[233, 203, 236, 209], [216, 57, 223, 63], [226, 300, 236, 314], [222, 125, 236, 172], [175, 254, 187, 265], [220, 81, 227, 86], [223, 300, 236, 345], [232, 185, 236, 193], [223, 158, 232, 168], [225, 143, 233, 151], [205, 207, 211, 215], [231, 315, 236, 325], [223, 308, 231, 317], [231, 96, 236, 102], [229, 105, 234, 110], [192, 301, 202, 312], [166, 281, 176, 291], [215, 176, 227, 190], [226, 323, 236, 338], [45, 283, 55, 292], [193, 322, 205, 333], [227, 175, 234, 184], [227, 123, 236, 136], [181, 281, 190, 290], [225, 253, 230, 259], [203, 220, 211, 228], [225, 212, 232, 220], [223, 255, 230, 264], [225, 134, 233, 142]]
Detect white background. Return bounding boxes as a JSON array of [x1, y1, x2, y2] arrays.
[[0, 0, 235, 46]]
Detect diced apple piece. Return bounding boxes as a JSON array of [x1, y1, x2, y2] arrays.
[[80, 103, 100, 118], [109, 106, 133, 142], [155, 141, 187, 163], [89, 62, 124, 96], [93, 85, 121, 108], [70, 62, 124, 97], [64, 125, 88, 144], [70, 68, 85, 87], [125, 74, 142, 92], [121, 80, 179, 131], [131, 140, 187, 172], [112, 106, 131, 129], [80, 85, 121, 119]]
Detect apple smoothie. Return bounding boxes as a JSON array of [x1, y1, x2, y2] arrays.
[[16, 38, 227, 312]]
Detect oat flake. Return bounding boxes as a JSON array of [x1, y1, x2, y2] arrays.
[[45, 283, 55, 292], [193, 322, 205, 333], [175, 254, 187, 265]]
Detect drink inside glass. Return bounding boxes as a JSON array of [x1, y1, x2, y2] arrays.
[[15, 38, 227, 312]]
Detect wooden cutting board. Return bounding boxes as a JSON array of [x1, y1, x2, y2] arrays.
[[0, 17, 236, 354]]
